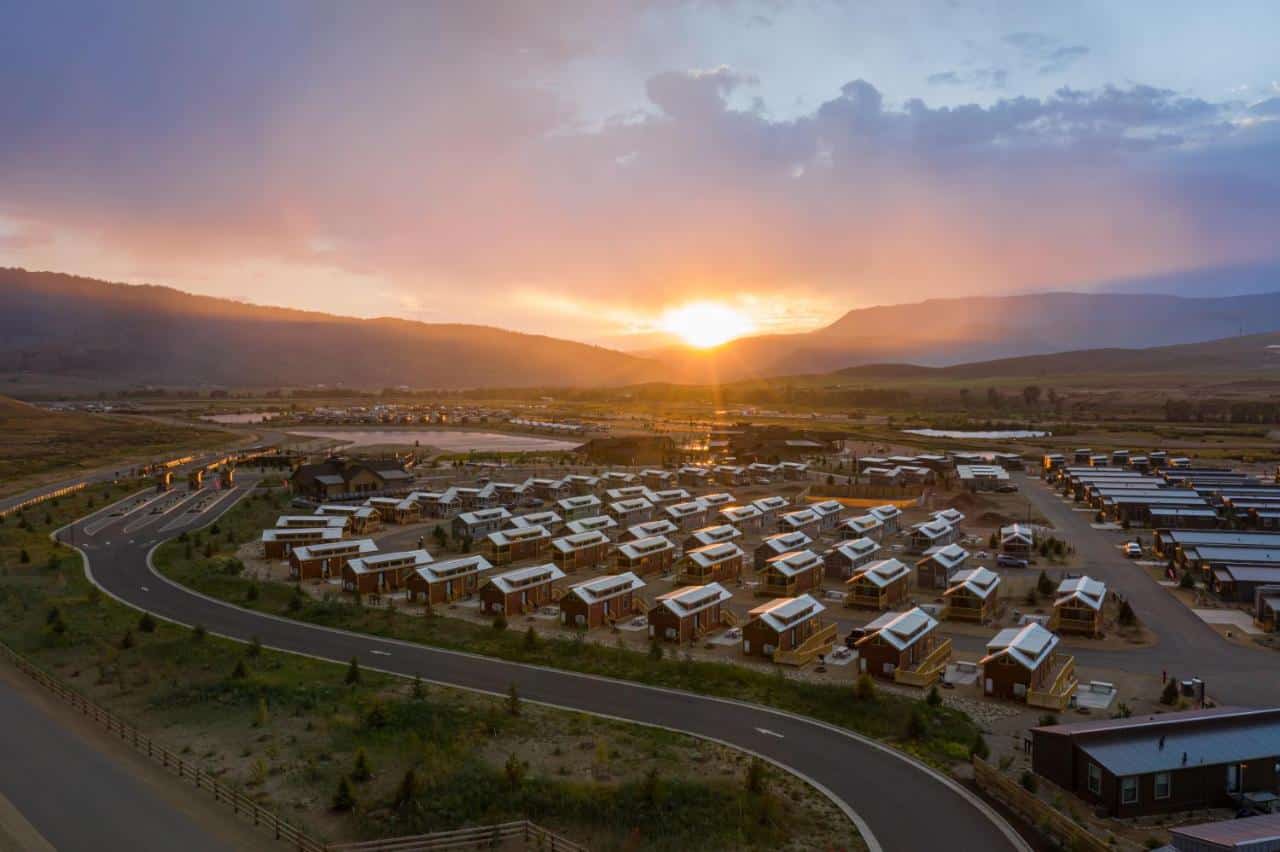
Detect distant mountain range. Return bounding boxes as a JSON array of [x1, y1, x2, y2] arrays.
[[0, 269, 663, 389], [655, 291, 1280, 382], [4, 268, 1280, 390]]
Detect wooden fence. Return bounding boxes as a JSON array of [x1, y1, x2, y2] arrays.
[[0, 482, 88, 518], [0, 641, 588, 852], [972, 757, 1109, 852]]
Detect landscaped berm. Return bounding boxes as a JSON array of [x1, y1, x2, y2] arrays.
[[0, 483, 865, 851]]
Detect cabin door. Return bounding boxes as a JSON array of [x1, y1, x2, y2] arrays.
[[984, 678, 994, 695]]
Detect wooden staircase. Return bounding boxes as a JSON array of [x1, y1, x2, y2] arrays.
[[773, 622, 837, 667]]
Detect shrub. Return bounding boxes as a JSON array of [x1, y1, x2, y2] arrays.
[[1038, 713, 1059, 727], [192, 624, 207, 642], [854, 674, 876, 702], [926, 685, 942, 707], [244, 584, 259, 603], [906, 707, 927, 740], [332, 776, 355, 811], [506, 682, 521, 717], [351, 748, 372, 782], [1037, 570, 1054, 596], [970, 732, 990, 760], [492, 613, 508, 631], [19, 549, 30, 564], [231, 659, 248, 680], [247, 636, 262, 658], [345, 657, 362, 685], [1179, 571, 1196, 589], [119, 629, 135, 649], [1019, 770, 1038, 793], [648, 640, 664, 662], [1160, 679, 1179, 706], [745, 758, 767, 794], [393, 768, 418, 810], [138, 612, 157, 633], [523, 626, 538, 651]]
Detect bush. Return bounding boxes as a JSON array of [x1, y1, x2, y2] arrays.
[[906, 707, 927, 740], [506, 682, 521, 717], [1118, 599, 1136, 627], [970, 732, 990, 760], [119, 629, 135, 649], [192, 624, 206, 642], [1037, 570, 1054, 596], [523, 626, 538, 651], [244, 584, 259, 603], [491, 614, 508, 631], [138, 612, 157, 633], [1019, 770, 1038, 793], [926, 685, 942, 707], [648, 640, 664, 662], [854, 674, 876, 701], [393, 768, 418, 810], [1160, 679, 1179, 706], [504, 752, 525, 789], [1179, 571, 1196, 589], [1038, 713, 1059, 727], [19, 549, 30, 564], [351, 748, 372, 782], [231, 659, 248, 680], [345, 657, 362, 685], [247, 636, 262, 658], [332, 776, 355, 811], [745, 758, 767, 794]]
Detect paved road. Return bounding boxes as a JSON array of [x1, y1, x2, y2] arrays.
[[1013, 472, 1279, 705], [0, 672, 258, 852], [65, 483, 1025, 852]]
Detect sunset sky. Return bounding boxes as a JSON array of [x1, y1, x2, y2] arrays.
[[2, 1, 1279, 347]]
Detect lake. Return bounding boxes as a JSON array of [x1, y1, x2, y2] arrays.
[[903, 428, 1050, 440], [202, 411, 281, 424], [290, 429, 582, 452]]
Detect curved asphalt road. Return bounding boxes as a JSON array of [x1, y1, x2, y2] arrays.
[[66, 483, 1026, 852]]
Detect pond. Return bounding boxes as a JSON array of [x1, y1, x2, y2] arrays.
[[290, 429, 583, 453], [202, 411, 281, 424], [902, 428, 1050, 440]]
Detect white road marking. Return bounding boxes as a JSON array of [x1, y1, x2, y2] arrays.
[[756, 727, 785, 738], [370, 650, 392, 656], [140, 586, 149, 592]]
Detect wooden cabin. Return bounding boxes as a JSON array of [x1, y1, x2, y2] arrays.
[[868, 504, 902, 534], [663, 500, 709, 532], [289, 538, 377, 581], [1050, 575, 1106, 636], [840, 514, 884, 543], [677, 466, 712, 488], [276, 515, 348, 531], [741, 512, 804, 555], [647, 488, 691, 506], [714, 465, 748, 486], [479, 563, 566, 616], [365, 496, 421, 525], [980, 623, 1076, 708], [1001, 523, 1036, 556], [528, 478, 570, 501], [750, 496, 791, 527], [719, 504, 765, 532], [648, 583, 732, 643], [910, 519, 958, 553], [1255, 586, 1280, 633], [931, 508, 965, 529], [556, 494, 602, 521], [915, 544, 969, 590], [641, 469, 675, 490], [607, 497, 654, 527], [741, 594, 832, 664], [343, 549, 432, 595], [550, 529, 613, 573], [262, 526, 344, 560], [453, 507, 512, 541], [314, 504, 380, 534], [844, 558, 910, 610], [562, 474, 600, 495], [509, 511, 564, 536], [560, 572, 645, 629], [778, 462, 810, 481], [855, 607, 950, 687], [679, 542, 745, 584], [564, 514, 620, 541], [683, 524, 743, 554], [759, 549, 825, 597], [407, 489, 461, 519], [484, 525, 551, 566], [824, 537, 881, 580], [778, 509, 821, 539], [605, 485, 653, 504], [942, 566, 1001, 623], [809, 500, 846, 532], [406, 555, 492, 606], [615, 535, 676, 576]]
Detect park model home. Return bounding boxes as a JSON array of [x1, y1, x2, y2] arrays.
[[452, 507, 512, 542], [479, 563, 566, 616], [869, 504, 902, 534], [760, 549, 825, 597], [824, 537, 881, 580], [556, 494, 601, 521], [910, 518, 958, 552], [314, 504, 379, 533], [560, 572, 645, 629], [755, 531, 814, 571], [663, 500, 709, 531], [561, 474, 600, 495], [679, 541, 745, 584], [855, 607, 951, 687], [343, 549, 432, 595], [683, 523, 743, 555], [625, 519, 679, 541], [408, 489, 460, 519], [778, 461, 809, 480], [678, 466, 712, 488], [364, 496, 421, 525], [564, 515, 619, 540], [485, 525, 551, 565], [648, 583, 732, 643], [615, 536, 675, 576], [550, 530, 613, 573], [1031, 707, 1280, 819], [719, 504, 764, 532], [981, 622, 1077, 710], [942, 566, 1001, 623], [607, 497, 654, 526], [844, 558, 910, 610], [262, 526, 344, 560], [840, 514, 884, 542], [751, 496, 791, 526], [641, 469, 675, 490], [741, 594, 833, 665], [648, 488, 692, 506], [289, 538, 377, 581], [778, 508, 821, 539], [1050, 575, 1106, 636], [406, 554, 492, 606], [276, 515, 348, 531], [1001, 523, 1036, 556], [810, 500, 846, 532], [916, 543, 969, 590]]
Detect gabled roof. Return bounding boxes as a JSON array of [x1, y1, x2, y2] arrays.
[[557, 494, 601, 510], [843, 514, 883, 533], [415, 554, 491, 582], [566, 572, 644, 604], [687, 541, 745, 567], [511, 511, 562, 529], [758, 531, 814, 554], [810, 500, 844, 517], [487, 525, 550, 546], [617, 535, 674, 560], [351, 548, 434, 574], [848, 558, 909, 588], [551, 530, 611, 552], [932, 508, 965, 525], [780, 508, 820, 528], [869, 504, 903, 521], [720, 504, 763, 522], [856, 607, 938, 650], [1054, 575, 1105, 610], [766, 549, 823, 577], [457, 507, 512, 525], [627, 519, 679, 538], [262, 527, 344, 543], [565, 515, 618, 535], [609, 497, 654, 513], [1001, 523, 1034, 543], [687, 524, 743, 546], [278, 515, 348, 529], [291, 538, 377, 560], [605, 486, 654, 502], [407, 489, 460, 505], [698, 492, 735, 507], [748, 594, 824, 633], [664, 500, 707, 519], [751, 496, 790, 512], [912, 519, 954, 540], [656, 583, 732, 616], [982, 622, 1059, 670], [649, 488, 691, 502], [830, 537, 880, 561], [919, 543, 969, 570], [487, 562, 566, 594], [945, 566, 1001, 600]]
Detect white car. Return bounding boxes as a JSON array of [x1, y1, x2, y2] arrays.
[[1123, 542, 1142, 558]]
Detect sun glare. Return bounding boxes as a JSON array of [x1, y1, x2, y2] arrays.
[[659, 302, 756, 348]]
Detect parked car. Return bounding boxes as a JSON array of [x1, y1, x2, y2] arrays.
[[1123, 542, 1142, 558], [996, 554, 1029, 569], [995, 484, 1017, 493]]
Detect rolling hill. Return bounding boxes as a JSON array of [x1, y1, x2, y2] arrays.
[[0, 269, 664, 389], [657, 291, 1280, 382]]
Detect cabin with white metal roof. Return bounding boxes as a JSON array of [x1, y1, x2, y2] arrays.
[[1051, 575, 1107, 636], [759, 549, 825, 597], [625, 519, 680, 542], [682, 524, 743, 554], [647, 487, 692, 506], [640, 468, 676, 490], [679, 541, 745, 584], [750, 495, 791, 525], [855, 606, 950, 687], [648, 583, 732, 643], [364, 496, 421, 524], [663, 500, 709, 531], [509, 510, 563, 535], [778, 508, 821, 539], [980, 622, 1076, 708], [484, 524, 551, 565], [344, 548, 433, 595], [809, 500, 847, 531], [314, 503, 380, 533], [916, 543, 970, 590], [479, 562, 566, 616], [564, 514, 619, 540], [452, 507, 512, 541], [844, 558, 910, 610], [406, 554, 492, 606], [615, 535, 675, 576], [868, 504, 903, 533], [607, 496, 654, 526], [262, 526, 345, 560], [277, 515, 348, 531], [550, 529, 613, 572], [910, 518, 959, 553], [942, 566, 1001, 623], [560, 572, 645, 629], [1001, 523, 1036, 556], [407, 489, 461, 518], [824, 536, 881, 580], [556, 493, 602, 521], [777, 461, 810, 481], [840, 513, 884, 542], [755, 531, 815, 571], [289, 538, 377, 581], [719, 503, 765, 532], [741, 594, 832, 665]]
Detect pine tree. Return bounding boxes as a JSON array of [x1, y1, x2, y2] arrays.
[[332, 776, 356, 811], [345, 656, 362, 685]]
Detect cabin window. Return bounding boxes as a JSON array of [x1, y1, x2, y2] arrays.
[[1120, 776, 1138, 805], [1226, 764, 1241, 793], [1153, 772, 1170, 800], [1087, 763, 1101, 795]]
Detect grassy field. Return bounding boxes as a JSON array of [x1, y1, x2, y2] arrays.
[[155, 488, 985, 772], [0, 483, 861, 850], [0, 396, 230, 497]]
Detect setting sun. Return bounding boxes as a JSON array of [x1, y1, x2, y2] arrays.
[[659, 302, 757, 348]]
